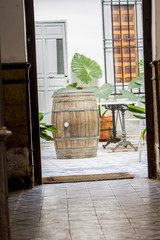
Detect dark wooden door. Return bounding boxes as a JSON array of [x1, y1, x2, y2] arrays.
[[0, 52, 11, 239]]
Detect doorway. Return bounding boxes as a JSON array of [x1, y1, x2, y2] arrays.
[[24, 0, 154, 184]]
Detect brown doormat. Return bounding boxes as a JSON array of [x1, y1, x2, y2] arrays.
[[42, 172, 134, 184]]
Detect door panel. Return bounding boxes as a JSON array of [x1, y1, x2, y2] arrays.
[[38, 77, 45, 89], [46, 91, 54, 113], [35, 22, 67, 128], [38, 91, 46, 113], [36, 39, 44, 76], [46, 39, 57, 74], [44, 24, 63, 37], [47, 76, 66, 88]]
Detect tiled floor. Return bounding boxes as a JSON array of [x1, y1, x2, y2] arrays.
[[9, 141, 160, 240], [41, 141, 147, 178]]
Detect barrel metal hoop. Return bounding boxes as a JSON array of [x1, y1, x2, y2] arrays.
[[55, 136, 99, 141], [52, 108, 98, 112], [53, 98, 96, 103], [56, 146, 98, 152], [57, 152, 97, 157], [53, 92, 95, 97]]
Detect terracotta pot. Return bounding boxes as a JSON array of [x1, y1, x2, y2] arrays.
[[99, 115, 113, 141]]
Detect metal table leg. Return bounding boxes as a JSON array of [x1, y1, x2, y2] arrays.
[[112, 108, 138, 152]]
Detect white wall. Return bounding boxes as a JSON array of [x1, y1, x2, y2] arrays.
[[34, 0, 105, 86], [152, 0, 160, 60], [0, 0, 27, 63], [152, 0, 156, 61]]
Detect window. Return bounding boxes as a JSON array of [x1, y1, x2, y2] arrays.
[[102, 0, 143, 94]]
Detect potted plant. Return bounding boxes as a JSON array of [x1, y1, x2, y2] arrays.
[[71, 53, 114, 141], [118, 60, 146, 140], [92, 84, 114, 141]]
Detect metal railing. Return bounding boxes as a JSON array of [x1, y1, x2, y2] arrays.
[[102, 0, 143, 95]]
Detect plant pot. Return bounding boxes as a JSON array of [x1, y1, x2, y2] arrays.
[[99, 115, 113, 141]]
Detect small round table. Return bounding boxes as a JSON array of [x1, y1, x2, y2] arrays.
[[98, 101, 138, 152]]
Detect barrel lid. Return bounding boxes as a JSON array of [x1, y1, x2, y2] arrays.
[[53, 89, 95, 97]]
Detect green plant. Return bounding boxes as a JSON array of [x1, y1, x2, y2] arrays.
[[57, 82, 82, 91], [92, 83, 114, 117], [119, 60, 146, 139], [39, 112, 58, 141], [119, 59, 144, 101], [71, 53, 114, 117], [125, 103, 146, 139], [71, 53, 102, 86]]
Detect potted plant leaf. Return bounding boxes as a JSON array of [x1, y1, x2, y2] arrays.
[[71, 52, 114, 141], [39, 112, 58, 141], [71, 52, 103, 86]]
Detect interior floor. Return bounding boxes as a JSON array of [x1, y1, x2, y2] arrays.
[[9, 141, 158, 240]]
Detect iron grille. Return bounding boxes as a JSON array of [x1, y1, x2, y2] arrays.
[[102, 0, 143, 95]]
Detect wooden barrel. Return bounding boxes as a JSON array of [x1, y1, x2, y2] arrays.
[[51, 90, 100, 159], [99, 115, 113, 141]]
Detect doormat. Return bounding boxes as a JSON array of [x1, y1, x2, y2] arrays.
[[42, 172, 134, 184]]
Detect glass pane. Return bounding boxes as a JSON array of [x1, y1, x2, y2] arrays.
[[56, 39, 64, 74]]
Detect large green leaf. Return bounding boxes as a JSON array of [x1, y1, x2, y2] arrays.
[[101, 109, 109, 118], [139, 59, 144, 76], [46, 125, 59, 133], [39, 112, 50, 122], [133, 114, 146, 119], [140, 128, 146, 139], [40, 125, 47, 130], [58, 82, 78, 91], [138, 95, 145, 104], [58, 82, 83, 91], [128, 77, 144, 89], [91, 83, 114, 99], [40, 131, 54, 141], [120, 89, 138, 101], [39, 112, 58, 141], [58, 86, 78, 91], [66, 82, 78, 88], [127, 104, 145, 114], [40, 124, 58, 133], [39, 112, 43, 122], [71, 53, 102, 85]]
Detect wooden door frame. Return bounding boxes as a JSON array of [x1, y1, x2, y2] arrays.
[[142, 0, 157, 178], [0, 48, 11, 239], [24, 0, 156, 180], [24, 0, 42, 185]]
